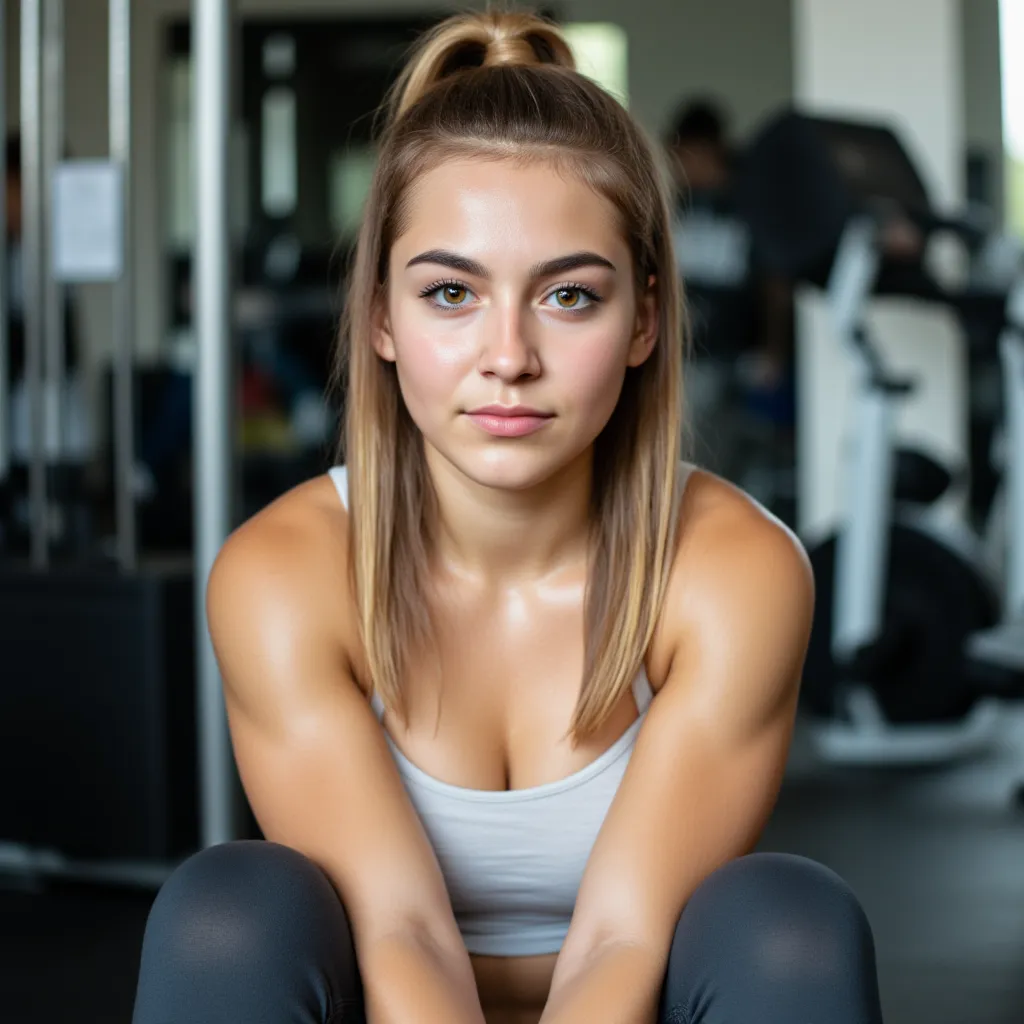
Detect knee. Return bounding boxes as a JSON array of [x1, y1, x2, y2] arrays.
[[142, 840, 347, 969], [674, 853, 877, 983]]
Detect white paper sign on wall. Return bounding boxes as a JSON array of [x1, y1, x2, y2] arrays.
[[52, 161, 124, 283]]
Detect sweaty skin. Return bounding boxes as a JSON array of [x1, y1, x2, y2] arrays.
[[209, 159, 812, 1024]]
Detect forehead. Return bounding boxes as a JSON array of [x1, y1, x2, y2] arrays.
[[393, 157, 627, 266]]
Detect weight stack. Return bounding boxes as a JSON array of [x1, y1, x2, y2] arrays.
[[0, 562, 199, 861]]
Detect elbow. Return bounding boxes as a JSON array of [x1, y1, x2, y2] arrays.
[[557, 914, 654, 981], [361, 907, 474, 985]]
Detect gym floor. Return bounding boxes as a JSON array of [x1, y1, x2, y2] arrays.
[[1, 717, 1023, 1024]]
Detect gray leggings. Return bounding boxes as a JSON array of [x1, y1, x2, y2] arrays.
[[132, 842, 884, 1023]]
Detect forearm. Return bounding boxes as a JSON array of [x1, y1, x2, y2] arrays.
[[360, 929, 486, 1024], [541, 942, 664, 1024]]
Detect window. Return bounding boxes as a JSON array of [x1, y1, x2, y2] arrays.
[[561, 23, 628, 107], [328, 146, 378, 239], [1001, 0, 1024, 231]]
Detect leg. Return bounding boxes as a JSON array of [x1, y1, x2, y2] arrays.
[[659, 852, 883, 1023], [132, 840, 364, 1024]]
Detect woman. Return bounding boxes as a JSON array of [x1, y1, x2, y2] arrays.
[[132, 11, 883, 1024]]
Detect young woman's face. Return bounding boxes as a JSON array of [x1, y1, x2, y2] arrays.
[[378, 158, 657, 492]]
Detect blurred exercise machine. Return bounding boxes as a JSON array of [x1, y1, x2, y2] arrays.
[[734, 111, 1024, 767], [967, 280, 1024, 684], [673, 187, 797, 520]]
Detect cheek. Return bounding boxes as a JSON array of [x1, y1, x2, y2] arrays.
[[389, 309, 474, 417], [551, 323, 633, 419]]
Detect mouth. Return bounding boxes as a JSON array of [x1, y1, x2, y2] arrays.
[[464, 405, 554, 438]]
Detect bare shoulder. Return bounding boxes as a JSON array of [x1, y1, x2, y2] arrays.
[[208, 473, 351, 628], [648, 467, 814, 697], [672, 466, 812, 591], [206, 473, 368, 714]]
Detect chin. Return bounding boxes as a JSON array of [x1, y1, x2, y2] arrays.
[[434, 442, 579, 493]]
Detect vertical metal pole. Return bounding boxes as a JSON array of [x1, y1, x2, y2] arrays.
[[1002, 327, 1024, 617], [0, 1, 9, 484], [194, 0, 237, 846], [110, 0, 135, 570], [42, 0, 64, 497], [21, 0, 47, 566]]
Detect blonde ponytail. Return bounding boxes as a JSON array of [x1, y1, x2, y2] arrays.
[[386, 11, 576, 125]]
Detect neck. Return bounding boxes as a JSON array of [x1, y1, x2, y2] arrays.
[[425, 446, 593, 582]]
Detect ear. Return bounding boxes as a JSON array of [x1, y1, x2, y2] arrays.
[[627, 275, 659, 367], [371, 294, 397, 363]]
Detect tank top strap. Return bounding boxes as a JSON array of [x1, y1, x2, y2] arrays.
[[370, 691, 386, 720], [631, 668, 654, 714], [678, 460, 697, 500], [328, 465, 349, 509]]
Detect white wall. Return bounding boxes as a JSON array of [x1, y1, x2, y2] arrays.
[[794, 0, 964, 208], [792, 0, 971, 538]]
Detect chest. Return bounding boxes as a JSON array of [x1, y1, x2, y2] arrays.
[[381, 584, 642, 792]]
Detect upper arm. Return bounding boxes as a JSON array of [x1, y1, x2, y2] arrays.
[[206, 489, 461, 954], [561, 485, 813, 963]]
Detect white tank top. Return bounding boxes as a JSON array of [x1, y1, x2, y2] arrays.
[[328, 465, 656, 956]]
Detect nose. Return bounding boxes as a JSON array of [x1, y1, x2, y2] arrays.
[[477, 301, 541, 383]]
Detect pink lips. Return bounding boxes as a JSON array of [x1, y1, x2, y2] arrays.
[[466, 405, 553, 438]]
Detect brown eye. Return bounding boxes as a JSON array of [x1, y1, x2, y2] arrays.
[[423, 282, 474, 309], [544, 286, 597, 312]]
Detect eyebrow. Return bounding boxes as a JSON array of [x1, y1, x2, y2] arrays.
[[405, 249, 617, 279]]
